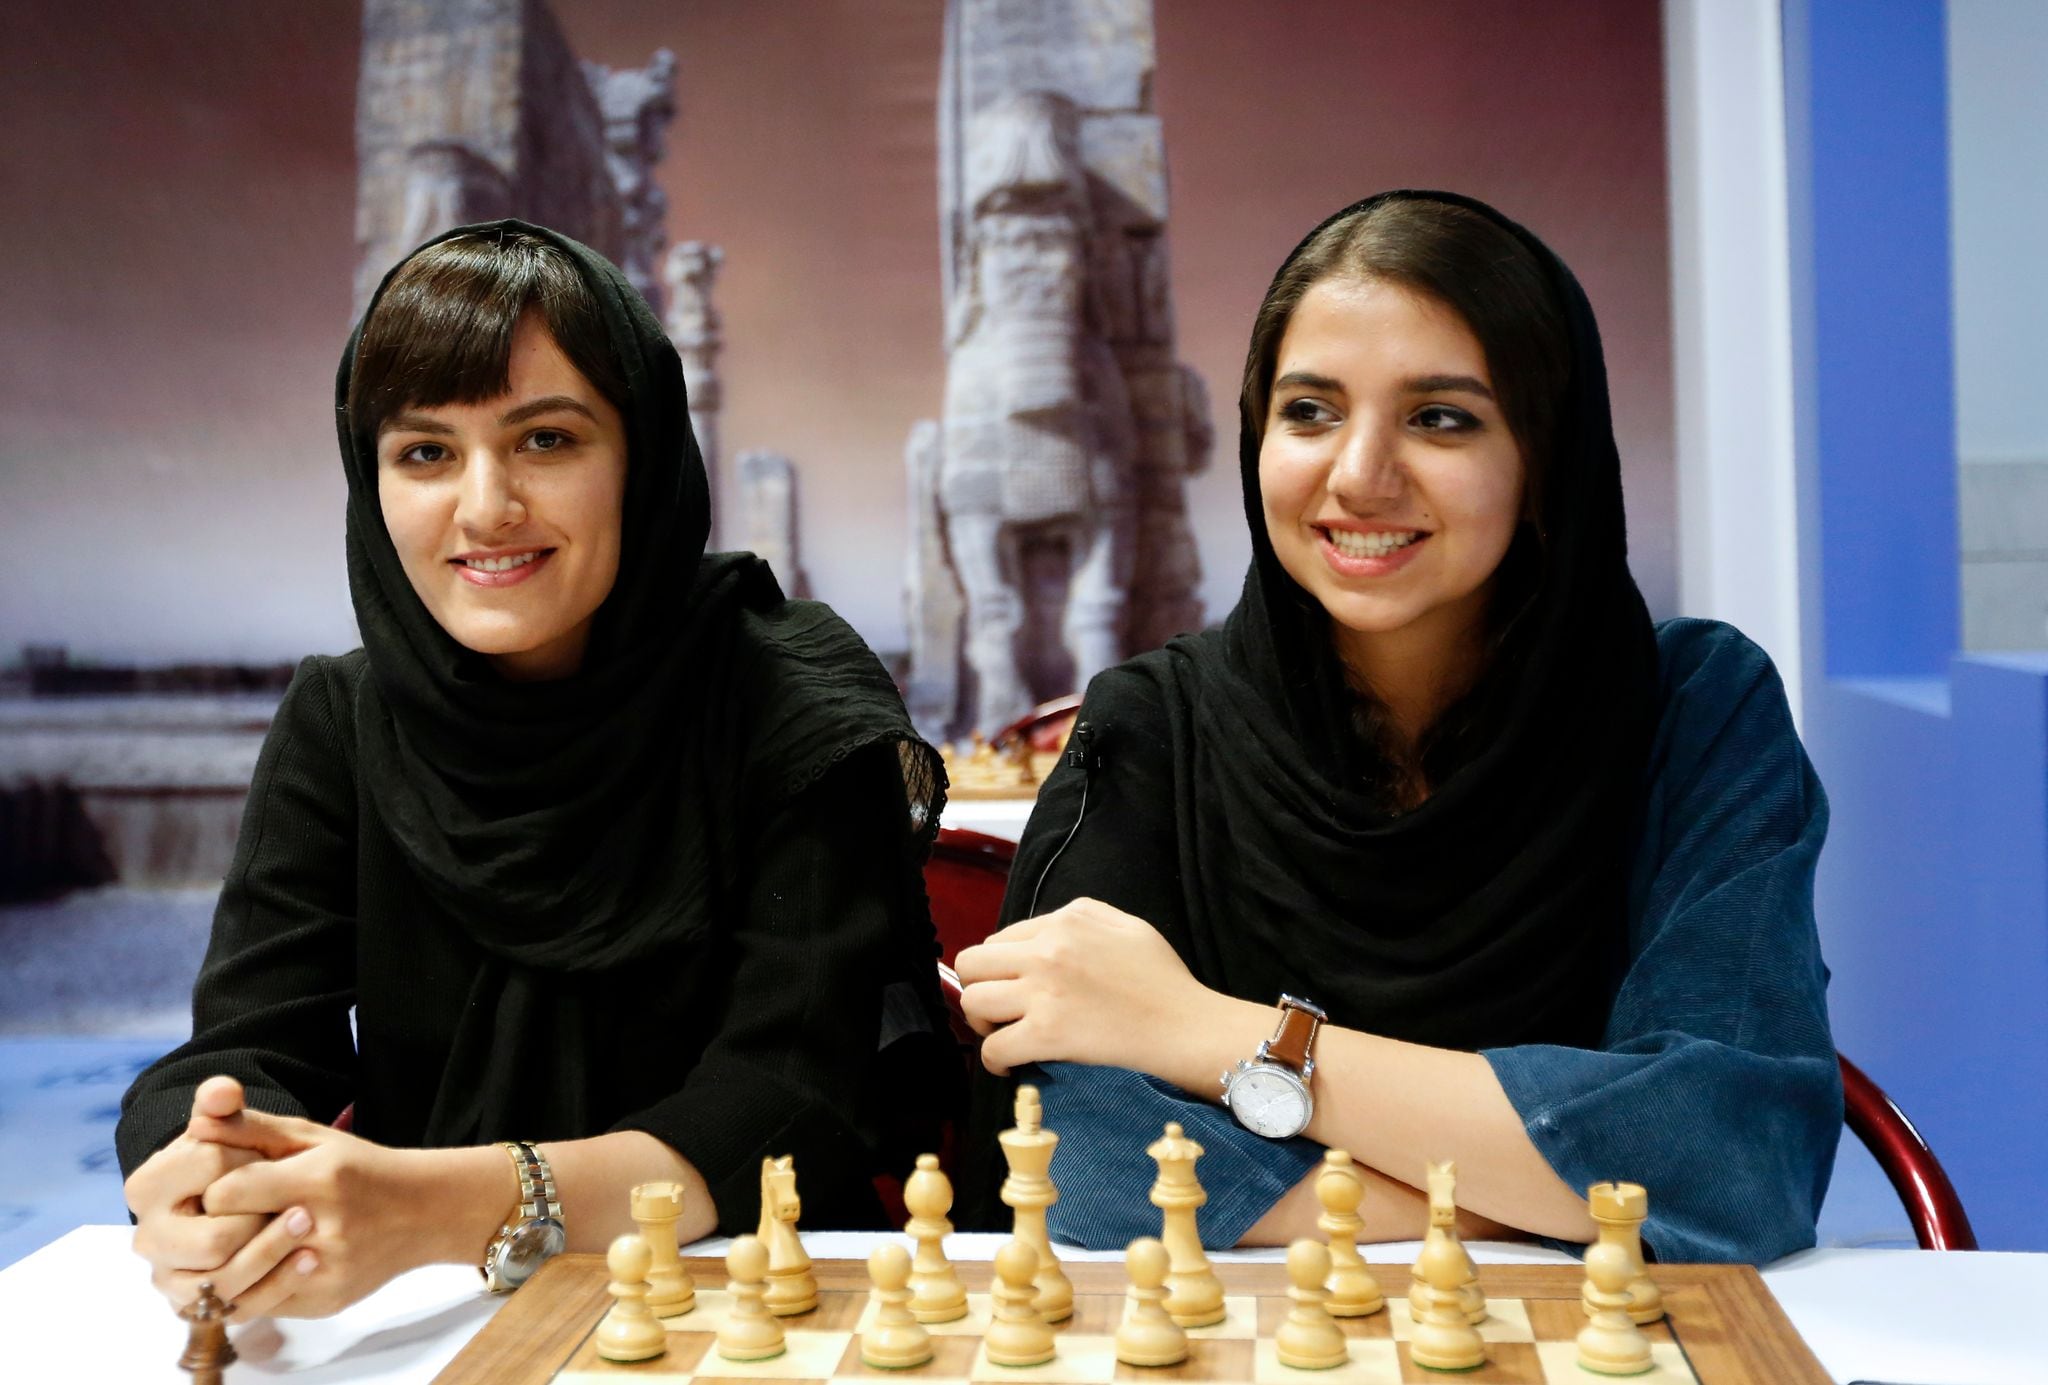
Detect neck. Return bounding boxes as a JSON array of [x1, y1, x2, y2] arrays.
[[1331, 598, 1490, 750]]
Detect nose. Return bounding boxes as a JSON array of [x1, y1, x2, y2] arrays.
[[454, 450, 525, 534], [1327, 414, 1404, 508]]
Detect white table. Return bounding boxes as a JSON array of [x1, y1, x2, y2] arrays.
[[0, 1226, 2034, 1383]]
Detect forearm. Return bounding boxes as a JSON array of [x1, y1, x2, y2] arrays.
[[411, 1131, 715, 1269], [1133, 991, 1593, 1243]]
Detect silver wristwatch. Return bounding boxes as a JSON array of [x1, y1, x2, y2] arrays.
[[481, 1141, 565, 1292], [1221, 994, 1327, 1139]]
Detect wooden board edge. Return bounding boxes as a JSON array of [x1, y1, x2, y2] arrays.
[[434, 1253, 612, 1385]]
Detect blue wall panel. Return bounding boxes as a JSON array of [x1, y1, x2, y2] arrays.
[[1787, 0, 2048, 1248]]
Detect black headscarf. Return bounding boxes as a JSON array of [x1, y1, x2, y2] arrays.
[[335, 220, 945, 1142], [1012, 190, 1659, 1051]]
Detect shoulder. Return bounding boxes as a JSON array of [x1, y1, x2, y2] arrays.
[[1644, 618, 1818, 821], [270, 651, 368, 753]]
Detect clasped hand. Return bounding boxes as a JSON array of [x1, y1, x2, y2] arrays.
[[125, 1076, 447, 1320], [953, 896, 1208, 1076]]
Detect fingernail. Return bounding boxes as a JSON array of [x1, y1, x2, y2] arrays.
[[285, 1208, 311, 1237], [296, 1251, 318, 1275]]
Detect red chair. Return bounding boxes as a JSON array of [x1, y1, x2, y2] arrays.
[[918, 829, 1978, 1252], [1838, 1054, 1977, 1250], [990, 695, 1083, 758]]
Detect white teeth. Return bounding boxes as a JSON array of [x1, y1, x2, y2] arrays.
[[1326, 528, 1421, 559], [464, 551, 541, 573]]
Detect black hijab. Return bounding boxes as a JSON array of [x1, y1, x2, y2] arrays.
[[336, 220, 945, 1142], [1011, 190, 1659, 1052]]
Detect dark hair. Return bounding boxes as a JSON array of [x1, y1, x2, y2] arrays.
[[1239, 197, 1574, 806], [347, 230, 631, 441]]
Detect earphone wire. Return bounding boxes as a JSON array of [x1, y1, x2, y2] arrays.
[[1028, 721, 1095, 917]]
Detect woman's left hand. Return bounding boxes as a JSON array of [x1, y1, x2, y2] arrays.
[[192, 1108, 497, 1319], [954, 897, 1217, 1076]]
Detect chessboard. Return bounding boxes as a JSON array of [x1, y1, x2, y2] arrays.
[[433, 1255, 1831, 1385]]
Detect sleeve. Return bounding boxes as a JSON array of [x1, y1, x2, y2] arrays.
[[116, 657, 361, 1179], [1038, 1060, 1321, 1249], [609, 745, 916, 1232], [1484, 626, 1842, 1265]]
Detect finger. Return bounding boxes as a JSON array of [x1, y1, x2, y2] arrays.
[[954, 936, 1033, 984], [136, 1210, 271, 1272], [177, 1206, 315, 1307], [978, 1020, 1042, 1076], [225, 1246, 322, 1324], [959, 979, 1030, 1036], [203, 1156, 319, 1217], [130, 1138, 266, 1220], [190, 1075, 246, 1123], [188, 1106, 323, 1160]]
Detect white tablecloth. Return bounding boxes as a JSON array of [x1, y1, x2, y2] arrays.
[[1, 1226, 2035, 1383]]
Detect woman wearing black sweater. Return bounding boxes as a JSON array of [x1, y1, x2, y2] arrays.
[[117, 224, 951, 1320]]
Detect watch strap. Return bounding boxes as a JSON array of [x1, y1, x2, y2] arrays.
[[1262, 995, 1327, 1073]]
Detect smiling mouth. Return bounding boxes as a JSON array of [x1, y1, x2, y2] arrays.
[[453, 550, 550, 573], [1318, 527, 1425, 559]]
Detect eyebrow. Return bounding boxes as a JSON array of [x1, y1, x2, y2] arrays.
[[380, 395, 600, 437], [1271, 370, 1495, 402]]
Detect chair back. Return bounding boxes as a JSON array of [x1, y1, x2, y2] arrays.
[[1838, 1053, 1978, 1250]]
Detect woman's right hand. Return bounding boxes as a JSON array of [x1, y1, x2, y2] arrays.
[[126, 1076, 321, 1320]]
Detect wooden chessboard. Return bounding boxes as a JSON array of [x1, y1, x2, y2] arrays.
[[434, 1256, 1831, 1385]]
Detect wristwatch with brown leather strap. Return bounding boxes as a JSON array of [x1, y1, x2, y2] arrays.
[[1220, 994, 1327, 1139]]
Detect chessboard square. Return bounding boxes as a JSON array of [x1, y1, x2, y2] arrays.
[[1530, 1340, 1698, 1384], [1251, 1337, 1403, 1385], [969, 1333, 1119, 1383], [1519, 1299, 1679, 1348], [836, 1334, 981, 1377], [806, 1291, 870, 1330], [1397, 1340, 1541, 1383], [1257, 1299, 1393, 1339], [692, 1330, 855, 1378], [1385, 1298, 1533, 1343], [859, 1293, 994, 1337], [1183, 1294, 1259, 1340], [1112, 1337, 1255, 1381], [1059, 1292, 1121, 1335]]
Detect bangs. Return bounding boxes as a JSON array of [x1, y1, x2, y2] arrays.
[[347, 231, 628, 440]]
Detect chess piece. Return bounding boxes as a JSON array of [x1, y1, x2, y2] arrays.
[[631, 1180, 696, 1318], [716, 1235, 787, 1361], [1408, 1201, 1486, 1373], [177, 1282, 237, 1385], [595, 1234, 669, 1363], [1114, 1237, 1188, 1368], [1576, 1236, 1655, 1375], [983, 1237, 1057, 1367], [861, 1243, 936, 1369], [757, 1155, 818, 1316], [904, 1152, 969, 1324], [1316, 1150, 1384, 1317], [999, 1084, 1074, 1322], [1275, 1239, 1350, 1371], [1148, 1121, 1226, 1328], [1407, 1161, 1484, 1325], [1584, 1182, 1664, 1325]]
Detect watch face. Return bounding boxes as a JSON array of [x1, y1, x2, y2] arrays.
[[1230, 1066, 1310, 1138], [502, 1218, 567, 1285]]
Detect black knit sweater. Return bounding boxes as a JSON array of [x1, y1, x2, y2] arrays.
[[117, 651, 932, 1230]]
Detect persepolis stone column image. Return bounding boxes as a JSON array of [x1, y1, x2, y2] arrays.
[[352, 0, 675, 313], [906, 0, 1211, 738], [738, 450, 809, 600], [664, 241, 726, 539]]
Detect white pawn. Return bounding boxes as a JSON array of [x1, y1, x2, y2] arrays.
[[716, 1235, 787, 1362], [862, 1243, 935, 1369], [983, 1238, 1056, 1368], [1274, 1239, 1349, 1371], [595, 1235, 668, 1363], [1317, 1150, 1385, 1317], [1114, 1238, 1188, 1368], [1408, 1203, 1485, 1373], [1577, 1238, 1654, 1375], [905, 1153, 969, 1324]]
